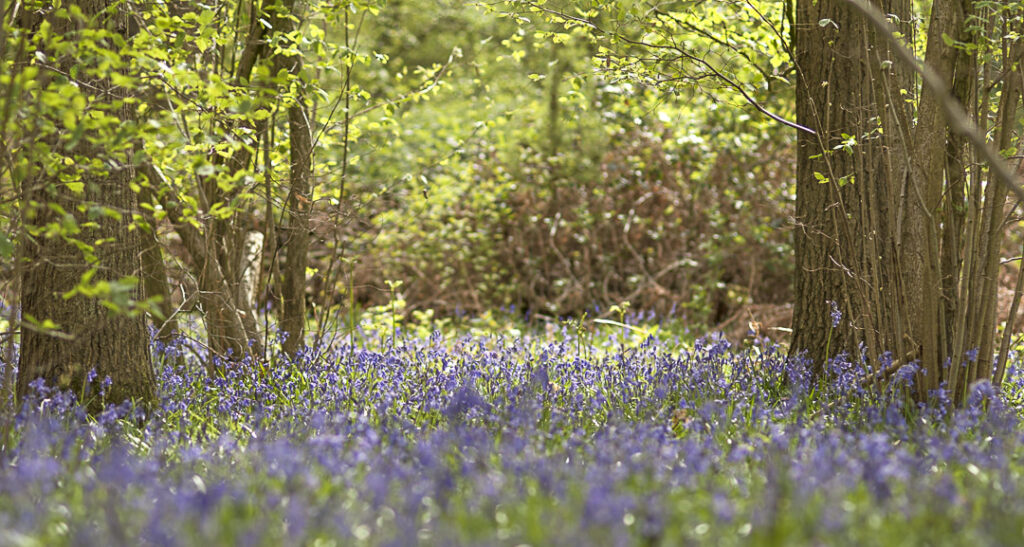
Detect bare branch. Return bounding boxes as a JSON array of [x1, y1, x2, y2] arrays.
[[846, 0, 1024, 202]]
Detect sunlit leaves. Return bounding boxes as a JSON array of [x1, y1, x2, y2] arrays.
[[511, 0, 794, 123], [62, 270, 148, 316], [0, 234, 12, 260]]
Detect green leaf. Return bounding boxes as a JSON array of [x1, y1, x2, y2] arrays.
[[0, 233, 13, 259], [198, 9, 215, 26]]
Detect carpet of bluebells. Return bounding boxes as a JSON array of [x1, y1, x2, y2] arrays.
[[4, 326, 1024, 546]]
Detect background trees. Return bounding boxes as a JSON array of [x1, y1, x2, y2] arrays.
[[1, 0, 1022, 408]]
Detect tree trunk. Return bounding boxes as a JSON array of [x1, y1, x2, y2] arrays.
[[138, 183, 179, 345], [163, 193, 264, 362], [791, 0, 913, 375], [902, 0, 965, 395], [16, 0, 155, 409], [175, 0, 270, 362], [274, 0, 314, 358], [793, 0, 1024, 402]]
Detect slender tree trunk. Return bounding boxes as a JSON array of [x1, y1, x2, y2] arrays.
[[941, 22, 976, 364], [970, 74, 1020, 383], [902, 0, 966, 395], [16, 0, 155, 409], [158, 189, 264, 362], [137, 183, 179, 345], [178, 0, 270, 361], [273, 0, 313, 357], [547, 44, 568, 159], [170, 0, 311, 359], [280, 103, 313, 357]]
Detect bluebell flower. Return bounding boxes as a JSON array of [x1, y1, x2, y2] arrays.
[[828, 300, 842, 327]]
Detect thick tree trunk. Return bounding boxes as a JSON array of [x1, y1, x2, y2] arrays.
[[16, 1, 155, 409], [791, 0, 913, 374], [19, 172, 155, 407], [794, 0, 1024, 402]]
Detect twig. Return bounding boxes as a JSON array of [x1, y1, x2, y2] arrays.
[[846, 0, 1024, 202], [858, 349, 918, 388]]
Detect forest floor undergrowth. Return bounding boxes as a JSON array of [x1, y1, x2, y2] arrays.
[[2, 320, 1024, 546]]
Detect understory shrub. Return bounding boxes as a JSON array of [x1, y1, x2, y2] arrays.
[[343, 114, 793, 329]]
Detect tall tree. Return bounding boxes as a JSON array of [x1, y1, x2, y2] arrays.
[[270, 0, 314, 358], [15, 0, 155, 407], [791, 0, 915, 377], [792, 0, 1024, 400]]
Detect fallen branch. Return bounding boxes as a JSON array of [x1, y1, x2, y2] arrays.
[[858, 349, 919, 389]]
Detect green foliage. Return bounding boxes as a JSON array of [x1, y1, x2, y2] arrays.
[[0, 0, 807, 386], [316, 1, 795, 331], [0, 0, 799, 349]]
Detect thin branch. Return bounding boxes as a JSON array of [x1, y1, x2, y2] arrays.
[[846, 0, 1024, 202], [514, 0, 815, 135]]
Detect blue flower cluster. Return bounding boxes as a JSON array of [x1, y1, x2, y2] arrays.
[[2, 332, 1024, 545]]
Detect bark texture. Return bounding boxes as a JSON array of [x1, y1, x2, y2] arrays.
[[17, 0, 155, 408], [794, 0, 1023, 402], [792, 0, 913, 374]]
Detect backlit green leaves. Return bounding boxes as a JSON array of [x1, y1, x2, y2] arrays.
[[63, 270, 147, 316], [0, 234, 12, 259]]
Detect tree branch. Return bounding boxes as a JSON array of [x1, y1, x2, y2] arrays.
[[846, 0, 1024, 202], [512, 0, 815, 135]]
